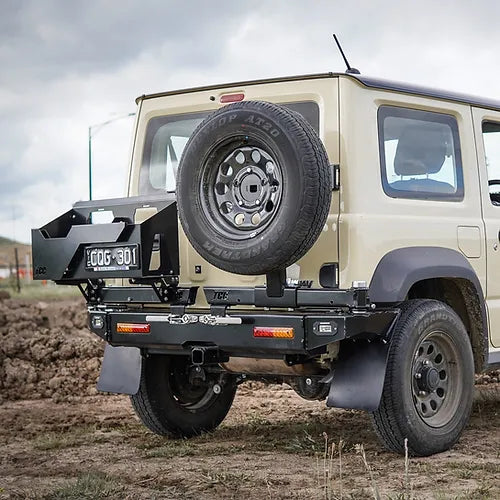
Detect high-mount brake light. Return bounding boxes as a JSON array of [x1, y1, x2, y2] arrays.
[[116, 323, 150, 334], [253, 326, 294, 339], [220, 93, 245, 104]]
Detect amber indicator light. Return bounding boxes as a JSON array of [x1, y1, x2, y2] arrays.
[[116, 323, 151, 334], [253, 327, 294, 339]]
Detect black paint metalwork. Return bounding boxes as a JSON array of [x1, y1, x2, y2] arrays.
[[88, 307, 397, 358], [81, 284, 199, 305], [32, 194, 179, 281], [204, 285, 370, 309]]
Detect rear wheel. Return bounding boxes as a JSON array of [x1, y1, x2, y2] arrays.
[[371, 299, 474, 456], [131, 355, 237, 437]]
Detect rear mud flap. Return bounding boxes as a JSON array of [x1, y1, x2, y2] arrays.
[[326, 340, 389, 411], [97, 344, 142, 395]]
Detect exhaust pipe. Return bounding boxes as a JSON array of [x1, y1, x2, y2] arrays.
[[220, 357, 324, 376]]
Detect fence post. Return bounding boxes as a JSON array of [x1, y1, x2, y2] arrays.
[[14, 247, 21, 293]]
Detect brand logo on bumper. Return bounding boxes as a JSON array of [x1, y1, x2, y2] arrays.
[[213, 290, 229, 301]]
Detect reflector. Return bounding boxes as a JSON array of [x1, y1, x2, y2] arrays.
[[220, 93, 245, 103]]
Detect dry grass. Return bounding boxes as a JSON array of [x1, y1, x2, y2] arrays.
[[42, 472, 124, 499]]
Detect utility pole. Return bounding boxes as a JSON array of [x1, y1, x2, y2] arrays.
[[88, 112, 135, 200]]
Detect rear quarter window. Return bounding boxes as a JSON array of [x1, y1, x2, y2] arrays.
[[378, 106, 464, 201]]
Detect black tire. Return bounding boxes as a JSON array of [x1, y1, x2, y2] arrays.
[[130, 355, 237, 437], [176, 100, 331, 275], [371, 299, 475, 456]]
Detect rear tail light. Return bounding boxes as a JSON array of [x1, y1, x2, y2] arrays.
[[220, 93, 245, 104], [253, 326, 294, 339], [116, 323, 150, 334]]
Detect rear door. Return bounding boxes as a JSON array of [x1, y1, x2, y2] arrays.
[[129, 78, 340, 299]]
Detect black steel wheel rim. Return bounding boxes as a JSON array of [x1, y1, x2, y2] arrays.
[[200, 141, 283, 240], [169, 365, 218, 410], [411, 330, 463, 428]]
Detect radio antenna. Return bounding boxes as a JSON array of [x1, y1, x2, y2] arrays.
[[333, 34, 360, 74]]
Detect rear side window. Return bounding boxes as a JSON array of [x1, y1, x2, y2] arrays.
[[378, 106, 464, 201], [139, 101, 320, 195]]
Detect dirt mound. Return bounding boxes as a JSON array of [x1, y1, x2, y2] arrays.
[[0, 298, 498, 404], [0, 299, 104, 403]]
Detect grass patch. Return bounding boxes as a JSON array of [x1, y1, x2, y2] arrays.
[[32, 426, 112, 451], [215, 418, 357, 456], [144, 440, 196, 459], [193, 469, 252, 489], [33, 431, 86, 451], [42, 472, 124, 499], [446, 461, 500, 474]]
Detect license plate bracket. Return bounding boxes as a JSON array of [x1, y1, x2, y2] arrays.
[[85, 244, 140, 272]]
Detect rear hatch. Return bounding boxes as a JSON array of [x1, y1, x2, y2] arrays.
[[129, 75, 341, 307]]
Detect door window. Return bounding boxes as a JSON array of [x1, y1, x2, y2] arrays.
[[482, 122, 500, 205]]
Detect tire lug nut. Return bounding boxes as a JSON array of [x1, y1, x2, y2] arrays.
[[234, 213, 245, 225], [213, 384, 221, 394], [415, 373, 422, 379], [419, 390, 426, 397]]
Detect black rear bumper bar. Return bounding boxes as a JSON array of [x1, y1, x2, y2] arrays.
[[89, 307, 397, 357]]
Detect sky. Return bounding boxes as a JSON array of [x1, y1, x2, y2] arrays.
[[2, 0, 500, 243]]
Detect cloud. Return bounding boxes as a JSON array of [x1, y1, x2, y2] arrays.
[[1, 0, 500, 242]]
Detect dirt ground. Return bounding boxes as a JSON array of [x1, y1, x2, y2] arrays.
[[0, 299, 499, 499]]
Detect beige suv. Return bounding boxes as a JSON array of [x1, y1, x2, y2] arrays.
[[32, 71, 500, 457]]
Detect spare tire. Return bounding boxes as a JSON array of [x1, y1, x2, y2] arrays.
[[176, 100, 331, 275]]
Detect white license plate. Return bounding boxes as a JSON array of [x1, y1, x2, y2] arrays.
[[85, 245, 139, 271]]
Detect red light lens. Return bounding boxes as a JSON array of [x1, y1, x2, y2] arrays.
[[253, 327, 294, 339], [116, 323, 150, 334], [220, 93, 245, 103]]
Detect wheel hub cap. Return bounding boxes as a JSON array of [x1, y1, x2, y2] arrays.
[[417, 365, 440, 392], [212, 145, 282, 234]]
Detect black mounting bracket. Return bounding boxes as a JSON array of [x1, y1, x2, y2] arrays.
[[77, 279, 104, 303], [265, 269, 287, 298]]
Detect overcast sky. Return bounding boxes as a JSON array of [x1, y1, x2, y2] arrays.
[[1, 0, 500, 243]]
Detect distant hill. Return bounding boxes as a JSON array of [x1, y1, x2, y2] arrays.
[[0, 236, 25, 246], [0, 236, 31, 268]]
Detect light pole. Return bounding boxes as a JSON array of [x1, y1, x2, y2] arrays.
[[88, 112, 135, 200]]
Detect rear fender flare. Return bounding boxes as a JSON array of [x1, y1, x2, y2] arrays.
[[369, 246, 488, 367]]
